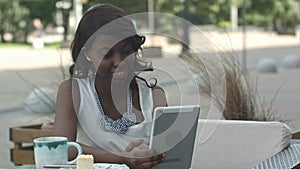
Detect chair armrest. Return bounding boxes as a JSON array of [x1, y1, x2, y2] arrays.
[[191, 120, 292, 169]]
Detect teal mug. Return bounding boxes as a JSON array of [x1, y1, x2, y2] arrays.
[[33, 136, 82, 169]]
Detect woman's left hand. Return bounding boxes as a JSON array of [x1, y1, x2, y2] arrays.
[[123, 139, 165, 169], [125, 139, 149, 151]]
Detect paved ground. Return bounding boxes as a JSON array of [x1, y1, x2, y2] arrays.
[[0, 30, 299, 167]]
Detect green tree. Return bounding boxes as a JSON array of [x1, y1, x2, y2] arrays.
[[271, 0, 299, 34], [20, 0, 60, 26], [0, 0, 30, 43], [153, 0, 211, 24], [81, 0, 300, 35], [247, 0, 299, 34], [21, 0, 71, 41], [83, 0, 148, 14]]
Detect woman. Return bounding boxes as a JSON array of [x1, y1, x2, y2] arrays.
[[54, 3, 167, 169]]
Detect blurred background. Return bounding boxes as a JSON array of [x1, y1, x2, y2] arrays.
[[0, 0, 300, 167], [0, 0, 299, 45]]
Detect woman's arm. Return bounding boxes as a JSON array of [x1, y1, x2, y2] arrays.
[[54, 79, 79, 159], [54, 79, 77, 144]]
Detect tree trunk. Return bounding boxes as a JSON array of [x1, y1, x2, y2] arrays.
[[0, 29, 6, 43], [63, 10, 70, 42], [180, 0, 190, 57]]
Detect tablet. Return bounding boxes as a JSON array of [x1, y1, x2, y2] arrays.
[[149, 105, 200, 169]]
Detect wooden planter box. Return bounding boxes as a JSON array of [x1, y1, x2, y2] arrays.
[[292, 131, 300, 139], [9, 124, 54, 166]]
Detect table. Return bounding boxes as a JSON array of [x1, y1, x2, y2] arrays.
[[11, 163, 129, 169], [11, 165, 35, 169], [253, 140, 300, 169], [11, 140, 300, 169]]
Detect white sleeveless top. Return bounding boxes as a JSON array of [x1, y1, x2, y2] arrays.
[[74, 78, 153, 152]]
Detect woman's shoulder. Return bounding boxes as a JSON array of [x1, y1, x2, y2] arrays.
[[59, 79, 72, 89], [58, 78, 80, 92], [57, 79, 81, 108], [151, 84, 167, 107], [59, 78, 77, 90], [152, 85, 165, 93]]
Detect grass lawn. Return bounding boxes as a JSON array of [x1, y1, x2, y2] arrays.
[[0, 43, 31, 49], [0, 42, 66, 49]]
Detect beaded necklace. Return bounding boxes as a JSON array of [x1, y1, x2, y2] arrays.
[[90, 77, 137, 134]]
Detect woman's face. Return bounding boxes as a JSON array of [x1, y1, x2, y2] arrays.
[[88, 35, 136, 83]]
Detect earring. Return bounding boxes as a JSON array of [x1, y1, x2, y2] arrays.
[[81, 47, 91, 62], [85, 55, 91, 62]]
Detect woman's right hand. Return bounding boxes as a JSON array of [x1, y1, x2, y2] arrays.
[[122, 139, 165, 169]]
